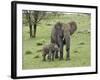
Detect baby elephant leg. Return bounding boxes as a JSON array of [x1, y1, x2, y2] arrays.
[[42, 54, 46, 61], [55, 51, 59, 58], [47, 51, 52, 61], [51, 53, 55, 61]]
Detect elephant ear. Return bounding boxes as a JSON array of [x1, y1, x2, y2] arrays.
[[69, 21, 77, 35]]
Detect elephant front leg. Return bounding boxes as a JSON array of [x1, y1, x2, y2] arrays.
[[59, 42, 64, 60], [58, 38, 63, 60]]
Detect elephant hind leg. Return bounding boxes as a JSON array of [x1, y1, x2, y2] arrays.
[[65, 35, 70, 61], [66, 48, 70, 60]]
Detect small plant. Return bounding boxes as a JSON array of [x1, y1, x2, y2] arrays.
[[74, 50, 79, 53], [34, 55, 40, 58], [36, 49, 42, 52], [79, 42, 85, 45], [46, 23, 52, 26], [25, 50, 32, 55], [37, 42, 43, 46], [36, 39, 46, 46]]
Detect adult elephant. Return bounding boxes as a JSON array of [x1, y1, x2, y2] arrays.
[[51, 21, 77, 60]]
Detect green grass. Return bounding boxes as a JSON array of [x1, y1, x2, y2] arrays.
[[22, 13, 91, 69]]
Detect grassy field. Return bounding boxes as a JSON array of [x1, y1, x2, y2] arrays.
[[22, 13, 91, 69]]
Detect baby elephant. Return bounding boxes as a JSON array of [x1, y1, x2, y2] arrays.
[[42, 43, 59, 61]]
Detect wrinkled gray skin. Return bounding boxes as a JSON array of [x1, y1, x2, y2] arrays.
[[42, 43, 59, 61], [51, 21, 77, 60]]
